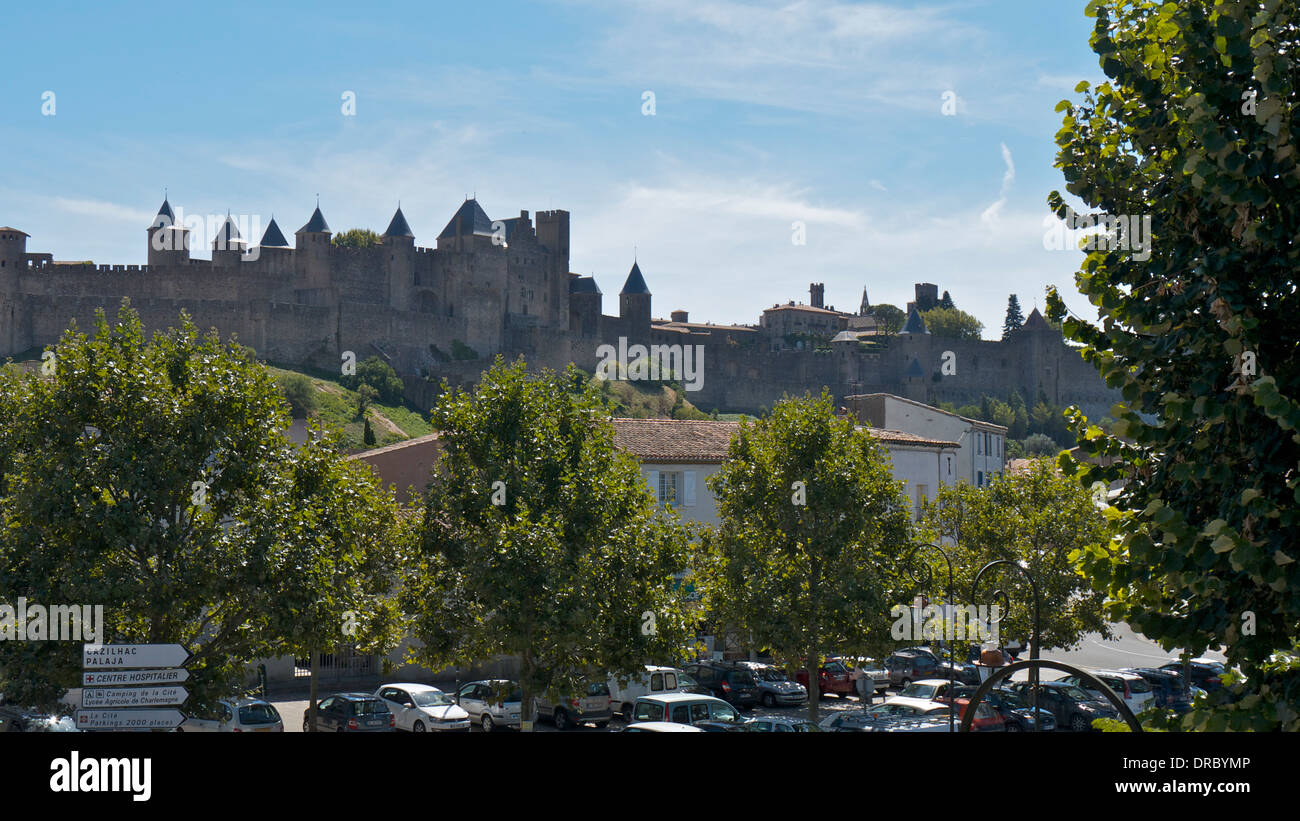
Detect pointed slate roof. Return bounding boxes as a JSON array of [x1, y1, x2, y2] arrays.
[[904, 356, 925, 378], [213, 215, 242, 248], [859, 286, 870, 315], [299, 206, 330, 234], [437, 199, 494, 240], [260, 218, 290, 248], [620, 261, 650, 296], [384, 206, 414, 238], [901, 306, 929, 334], [151, 199, 175, 229], [1023, 307, 1051, 330]]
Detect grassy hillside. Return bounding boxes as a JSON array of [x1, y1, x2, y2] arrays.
[[268, 366, 432, 452], [591, 375, 713, 420]]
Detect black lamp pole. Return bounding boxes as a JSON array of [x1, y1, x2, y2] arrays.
[[906, 542, 956, 733], [972, 559, 1042, 731]]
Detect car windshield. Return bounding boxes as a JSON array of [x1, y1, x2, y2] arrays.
[[899, 683, 938, 699], [677, 672, 699, 688], [238, 703, 280, 725], [1056, 686, 1090, 701], [412, 691, 454, 707], [352, 699, 389, 716], [710, 703, 740, 723], [586, 682, 611, 697]]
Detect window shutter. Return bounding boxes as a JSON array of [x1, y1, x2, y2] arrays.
[[684, 471, 696, 507], [647, 470, 659, 503]]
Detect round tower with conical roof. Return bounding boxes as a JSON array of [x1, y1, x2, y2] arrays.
[[147, 199, 190, 268], [619, 261, 651, 344], [383, 205, 415, 310], [294, 204, 332, 290]]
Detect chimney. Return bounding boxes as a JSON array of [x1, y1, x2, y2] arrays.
[[670, 309, 689, 323]]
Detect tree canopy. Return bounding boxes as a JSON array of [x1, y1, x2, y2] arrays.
[[1049, 0, 1300, 729]]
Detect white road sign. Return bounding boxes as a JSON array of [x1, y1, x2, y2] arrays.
[[82, 668, 190, 687], [75, 708, 186, 730], [81, 686, 188, 708], [82, 644, 189, 669]]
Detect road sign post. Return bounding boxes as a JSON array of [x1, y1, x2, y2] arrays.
[[79, 644, 191, 731]]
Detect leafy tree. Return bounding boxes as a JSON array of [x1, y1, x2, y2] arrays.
[[332, 228, 381, 248], [871, 303, 906, 336], [0, 302, 399, 713], [355, 384, 379, 420], [919, 459, 1114, 652], [402, 357, 698, 730], [276, 372, 318, 418], [1048, 0, 1300, 729], [1022, 433, 1060, 457], [1003, 294, 1025, 339], [920, 306, 983, 340], [1008, 390, 1030, 439], [340, 355, 405, 405], [702, 391, 913, 721]]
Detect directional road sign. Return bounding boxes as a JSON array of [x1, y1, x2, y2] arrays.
[[75, 708, 186, 731], [82, 644, 189, 669], [81, 686, 189, 708], [82, 668, 190, 687]]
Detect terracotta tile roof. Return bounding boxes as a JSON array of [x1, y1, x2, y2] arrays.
[[611, 418, 739, 463], [610, 417, 958, 462]]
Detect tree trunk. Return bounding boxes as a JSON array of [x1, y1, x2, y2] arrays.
[[519, 656, 534, 733], [308, 649, 319, 732], [806, 650, 821, 723]]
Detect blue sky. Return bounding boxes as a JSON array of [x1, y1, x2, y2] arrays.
[[0, 0, 1105, 336]]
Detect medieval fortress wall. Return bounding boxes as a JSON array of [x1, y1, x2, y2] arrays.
[[0, 199, 1118, 419]]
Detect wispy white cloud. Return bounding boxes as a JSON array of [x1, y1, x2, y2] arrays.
[[980, 142, 1016, 227], [50, 197, 153, 225]]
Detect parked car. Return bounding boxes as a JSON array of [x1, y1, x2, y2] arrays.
[[1057, 670, 1154, 713], [620, 721, 704, 733], [534, 679, 613, 730], [303, 693, 395, 732], [734, 662, 807, 707], [455, 680, 523, 731], [1158, 659, 1227, 692], [747, 715, 824, 732], [375, 683, 470, 732], [0, 704, 78, 732], [951, 686, 1056, 732], [608, 665, 705, 719], [836, 656, 890, 699], [629, 692, 747, 728], [948, 698, 1005, 732], [901, 646, 981, 684], [794, 658, 855, 696], [821, 711, 951, 732], [683, 662, 760, 708], [893, 678, 961, 704], [1008, 681, 1117, 732], [1122, 667, 1199, 714], [884, 650, 942, 688], [181, 697, 283, 733]]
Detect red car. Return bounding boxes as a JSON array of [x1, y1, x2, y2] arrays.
[[951, 698, 1005, 732], [795, 659, 854, 697]]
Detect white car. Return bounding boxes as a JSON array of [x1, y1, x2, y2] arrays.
[[887, 678, 960, 710], [455, 679, 522, 732], [607, 665, 698, 719], [1059, 670, 1155, 713], [375, 683, 471, 732], [180, 698, 283, 732]]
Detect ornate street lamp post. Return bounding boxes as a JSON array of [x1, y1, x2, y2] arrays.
[[971, 559, 1042, 731], [904, 542, 956, 733]]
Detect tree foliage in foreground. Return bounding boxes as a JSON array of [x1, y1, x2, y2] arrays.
[[403, 357, 697, 729], [1049, 0, 1300, 729], [0, 303, 402, 713], [702, 392, 913, 722]]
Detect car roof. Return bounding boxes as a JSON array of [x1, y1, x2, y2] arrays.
[[335, 692, 381, 700], [462, 679, 516, 686], [626, 721, 704, 732], [378, 683, 442, 693], [1089, 670, 1142, 679], [224, 697, 272, 707], [909, 679, 952, 686], [637, 692, 729, 705]]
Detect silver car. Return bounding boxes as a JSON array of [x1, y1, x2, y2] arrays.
[[736, 662, 808, 707], [534, 680, 613, 730], [455, 679, 522, 732]]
